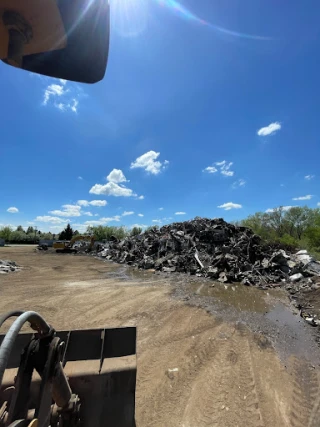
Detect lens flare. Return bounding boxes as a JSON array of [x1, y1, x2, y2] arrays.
[[155, 0, 271, 41], [113, 0, 149, 37]]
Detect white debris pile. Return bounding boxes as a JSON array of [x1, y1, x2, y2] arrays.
[[0, 260, 21, 274]]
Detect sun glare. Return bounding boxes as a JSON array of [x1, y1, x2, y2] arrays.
[[112, 0, 149, 38]]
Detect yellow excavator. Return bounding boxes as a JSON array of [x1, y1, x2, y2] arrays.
[[0, 1, 137, 426], [53, 235, 95, 254]]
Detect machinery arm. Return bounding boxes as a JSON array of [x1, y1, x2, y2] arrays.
[[0, 311, 80, 427]]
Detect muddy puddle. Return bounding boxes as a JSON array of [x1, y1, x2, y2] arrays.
[[96, 259, 320, 364], [102, 263, 163, 283], [172, 277, 320, 365], [189, 281, 275, 313]]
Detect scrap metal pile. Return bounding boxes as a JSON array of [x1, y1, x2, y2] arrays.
[[97, 217, 320, 287], [0, 259, 20, 274]]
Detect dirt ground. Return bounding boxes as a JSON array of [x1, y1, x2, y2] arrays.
[[1, 246, 320, 427]]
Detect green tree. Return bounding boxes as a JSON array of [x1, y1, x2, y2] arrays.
[[305, 227, 320, 249], [240, 212, 271, 239], [26, 226, 34, 234], [16, 225, 24, 232], [131, 226, 142, 236], [88, 225, 128, 241], [239, 206, 320, 257], [284, 206, 313, 239], [0, 226, 12, 242], [145, 226, 159, 232], [266, 206, 287, 238], [41, 232, 53, 240], [10, 231, 26, 243], [59, 224, 74, 240]]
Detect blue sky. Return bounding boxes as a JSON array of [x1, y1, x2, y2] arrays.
[[1, 0, 320, 233]]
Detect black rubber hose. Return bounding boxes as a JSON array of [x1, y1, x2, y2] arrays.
[[0, 311, 51, 386], [0, 311, 24, 329]]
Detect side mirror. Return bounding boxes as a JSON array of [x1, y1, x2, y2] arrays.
[[0, 0, 110, 83]]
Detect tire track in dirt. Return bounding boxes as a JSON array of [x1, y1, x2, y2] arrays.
[[144, 307, 224, 350], [137, 322, 229, 427], [234, 322, 265, 427], [182, 324, 238, 427], [182, 322, 269, 427], [289, 357, 320, 427]]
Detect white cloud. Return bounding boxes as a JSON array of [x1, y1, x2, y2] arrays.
[[89, 182, 135, 197], [83, 220, 106, 226], [137, 195, 145, 200], [152, 219, 162, 224], [7, 207, 19, 213], [56, 103, 66, 111], [122, 211, 134, 216], [69, 223, 88, 233], [266, 206, 295, 213], [43, 82, 79, 113], [71, 99, 78, 113], [232, 179, 246, 189], [257, 122, 281, 136], [204, 161, 234, 177], [78, 176, 83, 180], [77, 200, 89, 207], [35, 216, 69, 224], [203, 166, 218, 174], [159, 207, 164, 211], [130, 151, 168, 175], [43, 84, 65, 105], [84, 216, 121, 226], [55, 98, 78, 114], [90, 169, 136, 197], [87, 200, 107, 207], [89, 200, 107, 207], [49, 200, 107, 219], [218, 161, 234, 177], [305, 175, 315, 181], [100, 216, 121, 222], [107, 169, 128, 183], [138, 213, 144, 217], [218, 202, 242, 211], [175, 212, 186, 215], [49, 204, 81, 217], [318, 203, 320, 207], [292, 195, 313, 201]]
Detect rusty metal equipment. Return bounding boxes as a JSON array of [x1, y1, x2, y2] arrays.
[[0, 311, 136, 426]]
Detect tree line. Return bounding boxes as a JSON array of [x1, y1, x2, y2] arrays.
[[237, 206, 320, 255], [0, 224, 143, 244], [0, 226, 55, 244]]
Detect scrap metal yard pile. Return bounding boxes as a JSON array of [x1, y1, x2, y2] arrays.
[[0, 259, 20, 274], [97, 217, 320, 287]]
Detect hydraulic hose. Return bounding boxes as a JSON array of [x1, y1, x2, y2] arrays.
[[0, 311, 51, 386], [0, 311, 24, 328]]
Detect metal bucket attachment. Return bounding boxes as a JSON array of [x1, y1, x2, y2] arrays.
[[0, 327, 137, 427]]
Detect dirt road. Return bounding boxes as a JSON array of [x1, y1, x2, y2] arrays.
[[1, 246, 320, 427]]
